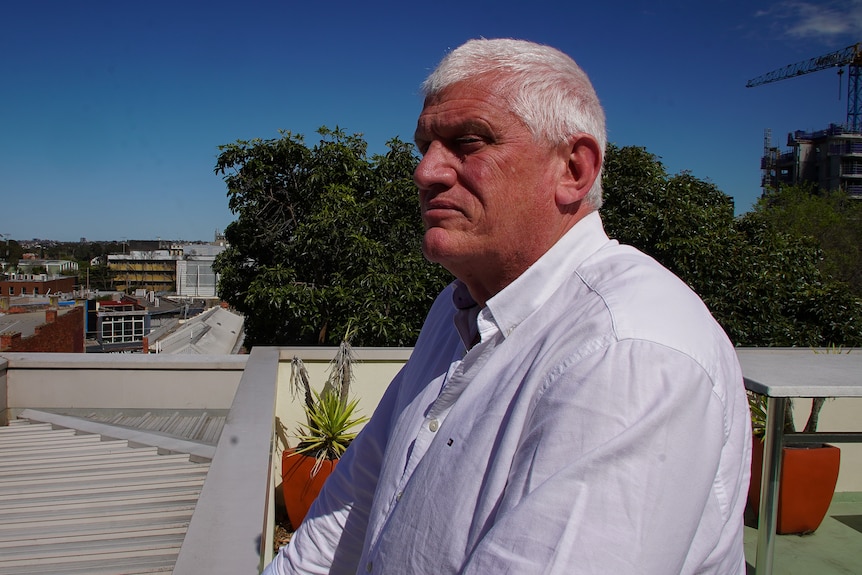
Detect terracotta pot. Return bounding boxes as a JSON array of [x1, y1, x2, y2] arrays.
[[747, 438, 840, 534], [281, 448, 338, 529]]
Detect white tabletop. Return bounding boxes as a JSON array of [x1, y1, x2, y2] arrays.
[[737, 348, 862, 397]]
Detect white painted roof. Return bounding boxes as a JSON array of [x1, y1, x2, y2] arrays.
[[151, 307, 244, 355]]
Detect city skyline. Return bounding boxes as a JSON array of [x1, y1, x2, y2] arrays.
[[2, 1, 861, 242]]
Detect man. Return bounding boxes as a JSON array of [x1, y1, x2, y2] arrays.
[[265, 38, 751, 574]]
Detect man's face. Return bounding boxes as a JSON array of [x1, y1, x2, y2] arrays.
[[413, 77, 567, 300]]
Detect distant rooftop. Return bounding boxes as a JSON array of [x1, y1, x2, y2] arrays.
[[0, 307, 75, 338]]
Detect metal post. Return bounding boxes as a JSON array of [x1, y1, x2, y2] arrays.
[[755, 396, 787, 575], [848, 65, 860, 132]]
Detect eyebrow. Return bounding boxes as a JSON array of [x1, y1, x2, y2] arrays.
[[414, 117, 494, 146]]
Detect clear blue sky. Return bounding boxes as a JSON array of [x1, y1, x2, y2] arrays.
[[1, 0, 860, 242]]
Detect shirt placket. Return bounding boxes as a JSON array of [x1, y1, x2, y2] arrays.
[[393, 349, 465, 500], [364, 339, 493, 571]]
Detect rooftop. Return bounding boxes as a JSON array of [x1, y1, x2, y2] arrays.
[[743, 493, 862, 574], [0, 308, 75, 339], [0, 412, 211, 574]]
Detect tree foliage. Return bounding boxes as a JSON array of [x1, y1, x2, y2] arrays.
[[213, 127, 451, 348], [752, 184, 862, 295], [2, 239, 24, 265], [214, 132, 862, 349], [601, 144, 862, 347]]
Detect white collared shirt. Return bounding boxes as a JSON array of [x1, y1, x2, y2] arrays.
[[265, 211, 751, 575]]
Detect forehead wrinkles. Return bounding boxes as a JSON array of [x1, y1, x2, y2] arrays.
[[415, 90, 522, 145], [415, 108, 494, 139]]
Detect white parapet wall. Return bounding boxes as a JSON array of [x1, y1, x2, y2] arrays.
[[791, 397, 862, 493], [273, 347, 411, 474], [1, 352, 247, 414]]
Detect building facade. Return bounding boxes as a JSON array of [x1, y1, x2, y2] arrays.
[[0, 275, 76, 297], [95, 297, 152, 351], [761, 125, 862, 198], [108, 251, 178, 293], [108, 243, 225, 297], [176, 244, 225, 298]]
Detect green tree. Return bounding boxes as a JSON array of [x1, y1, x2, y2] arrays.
[[83, 263, 113, 291], [753, 184, 862, 295], [5, 240, 24, 264], [213, 127, 451, 348], [726, 212, 862, 346], [601, 145, 738, 310], [600, 144, 862, 347]]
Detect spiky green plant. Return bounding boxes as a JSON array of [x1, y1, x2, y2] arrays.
[[748, 390, 768, 439], [292, 389, 367, 464], [288, 330, 368, 475]]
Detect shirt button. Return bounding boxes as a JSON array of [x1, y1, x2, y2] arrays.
[[396, 490, 403, 501], [428, 418, 439, 432], [366, 561, 373, 572]]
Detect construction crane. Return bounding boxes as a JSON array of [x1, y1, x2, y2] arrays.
[[746, 43, 862, 131]]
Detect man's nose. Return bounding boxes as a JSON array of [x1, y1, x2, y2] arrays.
[[414, 141, 456, 190]]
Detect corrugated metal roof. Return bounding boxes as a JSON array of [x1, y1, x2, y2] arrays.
[[0, 415, 211, 574], [151, 307, 244, 355], [70, 410, 227, 446]]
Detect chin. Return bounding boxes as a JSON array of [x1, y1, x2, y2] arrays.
[[421, 241, 446, 265], [421, 231, 459, 267]]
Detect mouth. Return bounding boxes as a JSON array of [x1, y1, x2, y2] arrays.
[[421, 192, 462, 211], [421, 202, 463, 224], [419, 187, 468, 227]]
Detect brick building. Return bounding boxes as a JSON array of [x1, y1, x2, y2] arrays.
[[0, 306, 84, 353], [0, 275, 76, 297]]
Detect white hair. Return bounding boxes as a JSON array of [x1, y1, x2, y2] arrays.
[[421, 38, 607, 209]]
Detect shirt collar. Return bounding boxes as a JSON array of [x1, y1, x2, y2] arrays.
[[452, 211, 610, 344]]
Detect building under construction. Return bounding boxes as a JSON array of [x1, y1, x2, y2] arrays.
[[760, 125, 862, 198], [750, 43, 862, 198]]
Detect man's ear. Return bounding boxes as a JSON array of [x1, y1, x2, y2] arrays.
[[555, 134, 602, 206]]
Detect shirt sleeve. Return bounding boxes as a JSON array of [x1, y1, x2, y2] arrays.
[[460, 339, 735, 575], [263, 368, 404, 575]]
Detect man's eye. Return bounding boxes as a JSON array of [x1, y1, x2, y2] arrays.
[[454, 137, 483, 150]]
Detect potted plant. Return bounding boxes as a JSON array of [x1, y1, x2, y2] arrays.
[[281, 333, 368, 529], [746, 348, 844, 535]]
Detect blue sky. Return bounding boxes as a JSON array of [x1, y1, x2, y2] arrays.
[[1, 0, 860, 242]]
